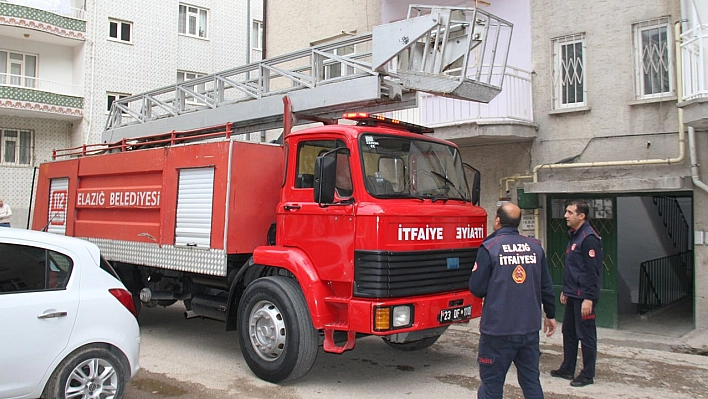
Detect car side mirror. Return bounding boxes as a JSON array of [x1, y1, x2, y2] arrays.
[[314, 156, 336, 204]]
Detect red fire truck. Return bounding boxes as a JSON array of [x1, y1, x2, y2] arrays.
[[31, 5, 512, 383]]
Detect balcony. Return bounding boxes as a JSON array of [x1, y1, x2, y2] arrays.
[[680, 22, 708, 130], [0, 73, 83, 119], [0, 0, 86, 44], [386, 66, 536, 145]]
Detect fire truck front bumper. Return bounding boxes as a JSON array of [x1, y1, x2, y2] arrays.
[[346, 290, 482, 335]]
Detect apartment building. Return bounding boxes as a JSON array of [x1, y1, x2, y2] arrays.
[[0, 0, 263, 226], [267, 0, 708, 331]]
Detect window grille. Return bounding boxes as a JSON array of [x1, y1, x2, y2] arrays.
[[552, 33, 586, 109], [633, 17, 673, 99]]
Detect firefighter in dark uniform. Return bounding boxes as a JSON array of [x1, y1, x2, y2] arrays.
[[469, 202, 556, 399], [551, 199, 603, 387]]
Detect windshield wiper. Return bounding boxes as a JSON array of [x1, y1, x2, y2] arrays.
[[430, 171, 469, 201]]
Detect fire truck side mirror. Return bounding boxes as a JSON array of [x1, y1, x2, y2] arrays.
[[464, 163, 482, 206], [314, 156, 336, 204]]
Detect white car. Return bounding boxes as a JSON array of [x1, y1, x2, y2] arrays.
[[0, 228, 140, 399]]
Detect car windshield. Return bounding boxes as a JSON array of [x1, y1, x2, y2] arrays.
[[359, 133, 471, 201]]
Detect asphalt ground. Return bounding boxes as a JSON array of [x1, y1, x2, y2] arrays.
[[125, 304, 708, 399]]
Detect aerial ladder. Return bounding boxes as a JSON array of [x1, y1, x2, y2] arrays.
[[102, 4, 513, 144]]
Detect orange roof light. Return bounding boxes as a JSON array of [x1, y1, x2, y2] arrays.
[[342, 112, 433, 134]]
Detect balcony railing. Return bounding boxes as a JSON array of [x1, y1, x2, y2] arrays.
[[421, 65, 532, 127], [0, 73, 81, 97], [0, 73, 83, 115], [386, 66, 533, 127], [1, 0, 85, 20], [681, 23, 708, 102]]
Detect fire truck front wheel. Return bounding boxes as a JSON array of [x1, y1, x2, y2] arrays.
[[237, 276, 319, 383]]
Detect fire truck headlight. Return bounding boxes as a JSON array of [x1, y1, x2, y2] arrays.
[[392, 305, 412, 328]]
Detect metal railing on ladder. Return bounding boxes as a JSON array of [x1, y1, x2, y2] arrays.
[[103, 4, 512, 144]]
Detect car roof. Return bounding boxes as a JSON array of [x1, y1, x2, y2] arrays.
[[0, 228, 100, 256]]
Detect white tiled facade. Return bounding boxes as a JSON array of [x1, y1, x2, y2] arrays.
[[0, 0, 262, 226]]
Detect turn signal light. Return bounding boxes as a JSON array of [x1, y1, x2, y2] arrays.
[[375, 307, 391, 331]]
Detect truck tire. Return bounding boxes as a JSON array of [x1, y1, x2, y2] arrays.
[[42, 346, 127, 399], [382, 334, 443, 352], [237, 276, 318, 383]]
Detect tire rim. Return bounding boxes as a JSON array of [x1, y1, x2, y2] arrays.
[[64, 357, 119, 399], [248, 300, 287, 361]]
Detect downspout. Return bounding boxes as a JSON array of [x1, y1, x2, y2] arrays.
[[246, 0, 251, 65], [517, 20, 688, 244], [531, 20, 687, 185], [684, 13, 708, 194], [688, 127, 708, 193], [83, 0, 98, 145]]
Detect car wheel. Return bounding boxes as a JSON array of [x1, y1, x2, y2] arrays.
[[237, 276, 318, 383], [382, 334, 443, 351], [43, 347, 126, 399]]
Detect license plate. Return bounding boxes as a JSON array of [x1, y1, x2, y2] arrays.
[[439, 305, 472, 324]]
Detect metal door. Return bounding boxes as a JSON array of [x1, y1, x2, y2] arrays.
[[546, 196, 618, 328]]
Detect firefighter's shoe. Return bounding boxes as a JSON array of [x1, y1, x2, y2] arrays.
[[550, 369, 574, 380], [570, 376, 594, 387]]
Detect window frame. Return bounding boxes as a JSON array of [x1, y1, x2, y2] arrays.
[[551, 33, 587, 110], [251, 20, 263, 50], [178, 3, 209, 39], [0, 128, 33, 166], [324, 45, 356, 80], [108, 18, 133, 43], [176, 70, 207, 105], [632, 16, 673, 100], [0, 50, 38, 89], [106, 92, 131, 114]]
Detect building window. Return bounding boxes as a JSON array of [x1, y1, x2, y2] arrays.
[[633, 17, 673, 99], [0, 50, 37, 88], [0, 129, 33, 166], [324, 45, 355, 80], [177, 71, 206, 104], [108, 19, 132, 43], [107, 92, 130, 112], [252, 20, 263, 50], [552, 33, 586, 109], [178, 4, 208, 38]]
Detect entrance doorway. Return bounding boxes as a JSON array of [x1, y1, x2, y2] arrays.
[[545, 194, 694, 335]]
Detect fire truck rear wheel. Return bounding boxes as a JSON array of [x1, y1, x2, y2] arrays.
[[237, 276, 318, 383], [382, 334, 443, 351]]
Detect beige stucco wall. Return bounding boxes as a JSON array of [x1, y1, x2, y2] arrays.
[[529, 0, 684, 183], [265, 0, 381, 58]]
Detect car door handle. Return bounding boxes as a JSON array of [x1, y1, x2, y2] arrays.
[[37, 311, 68, 319], [284, 205, 301, 211]]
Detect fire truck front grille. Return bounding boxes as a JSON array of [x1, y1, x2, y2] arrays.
[[353, 248, 478, 298]]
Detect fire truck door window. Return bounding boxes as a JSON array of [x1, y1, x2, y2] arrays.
[[295, 140, 351, 198]]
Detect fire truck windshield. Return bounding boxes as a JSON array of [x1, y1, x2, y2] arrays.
[[359, 133, 471, 201]]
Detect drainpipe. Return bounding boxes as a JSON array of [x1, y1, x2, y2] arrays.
[[516, 20, 689, 245], [83, 0, 98, 145], [532, 19, 687, 183], [688, 126, 708, 193]]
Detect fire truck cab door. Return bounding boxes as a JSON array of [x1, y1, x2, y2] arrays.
[[281, 138, 355, 282]]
